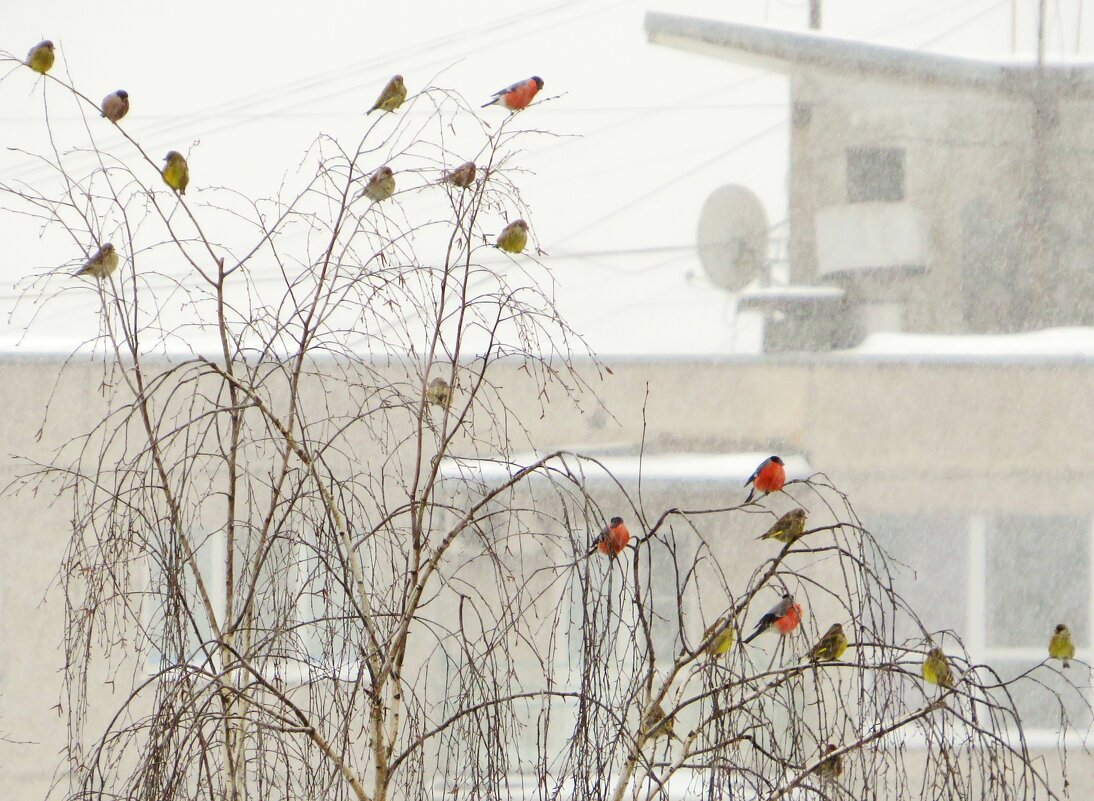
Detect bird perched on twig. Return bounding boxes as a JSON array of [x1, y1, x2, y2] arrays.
[[757, 508, 807, 544], [75, 243, 119, 280], [481, 76, 543, 111], [101, 90, 129, 122], [443, 161, 477, 189], [25, 40, 55, 74], [641, 702, 679, 741], [744, 593, 801, 643], [368, 75, 407, 114], [1049, 624, 1076, 668], [361, 166, 396, 202], [813, 743, 843, 782], [703, 616, 734, 658], [744, 455, 786, 503], [495, 220, 529, 253], [424, 377, 451, 409], [921, 647, 954, 689], [806, 623, 848, 663], [161, 151, 189, 195], [595, 517, 630, 559]]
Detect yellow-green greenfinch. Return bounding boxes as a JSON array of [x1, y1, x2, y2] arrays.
[[806, 623, 848, 663], [813, 744, 843, 782], [444, 161, 477, 189], [26, 40, 55, 74], [75, 243, 119, 280], [641, 702, 679, 741], [758, 507, 807, 544], [101, 90, 129, 122], [495, 219, 529, 253], [368, 75, 407, 114], [362, 166, 395, 202], [703, 617, 734, 658], [162, 151, 189, 195], [921, 647, 954, 689], [1049, 624, 1076, 668], [425, 377, 451, 409]]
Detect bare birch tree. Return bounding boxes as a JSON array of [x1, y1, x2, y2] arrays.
[[2, 47, 1089, 801]]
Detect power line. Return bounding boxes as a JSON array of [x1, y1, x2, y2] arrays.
[[6, 0, 628, 184], [547, 117, 789, 249]]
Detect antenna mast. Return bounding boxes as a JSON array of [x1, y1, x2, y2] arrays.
[[1037, 0, 1047, 66]]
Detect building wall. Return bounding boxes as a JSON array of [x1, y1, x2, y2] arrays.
[[1, 354, 1091, 798], [787, 70, 1094, 337]]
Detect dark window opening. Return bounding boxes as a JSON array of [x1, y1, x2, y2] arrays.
[[847, 147, 905, 203]]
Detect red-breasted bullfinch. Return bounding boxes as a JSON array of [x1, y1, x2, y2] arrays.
[[745, 455, 785, 503], [744, 593, 801, 643], [481, 76, 543, 111], [596, 516, 630, 558]]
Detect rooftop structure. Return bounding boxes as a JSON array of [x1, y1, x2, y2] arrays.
[[647, 12, 1094, 348]]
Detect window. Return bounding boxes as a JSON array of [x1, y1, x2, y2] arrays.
[[870, 513, 968, 639], [875, 511, 1094, 739], [846, 147, 904, 203], [144, 529, 226, 670], [986, 514, 1089, 648], [982, 514, 1092, 733], [143, 527, 354, 682]]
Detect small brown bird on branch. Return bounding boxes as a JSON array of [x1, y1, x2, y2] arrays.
[[26, 40, 55, 74], [806, 623, 848, 663], [757, 508, 807, 544], [75, 243, 119, 279], [921, 647, 954, 689], [703, 616, 734, 658], [444, 161, 477, 189], [1049, 624, 1076, 668], [813, 743, 843, 782], [496, 220, 529, 253], [425, 377, 451, 409], [361, 166, 396, 202], [641, 701, 680, 741], [368, 75, 407, 114], [161, 151, 189, 194], [101, 90, 129, 122]]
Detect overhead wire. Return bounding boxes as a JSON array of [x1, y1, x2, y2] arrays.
[[0, 0, 1057, 328], [545, 0, 1014, 252], [5, 0, 628, 183]]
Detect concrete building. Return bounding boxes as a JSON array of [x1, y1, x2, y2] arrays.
[[1, 351, 1093, 798], [2, 14, 1094, 801], [647, 12, 1094, 349]]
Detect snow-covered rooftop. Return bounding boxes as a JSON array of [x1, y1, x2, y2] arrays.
[[438, 451, 813, 484], [645, 12, 1094, 96], [845, 327, 1094, 360]]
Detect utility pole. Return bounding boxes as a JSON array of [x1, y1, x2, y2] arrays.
[[809, 0, 822, 30], [1037, 0, 1047, 66], [1011, 0, 1018, 52]]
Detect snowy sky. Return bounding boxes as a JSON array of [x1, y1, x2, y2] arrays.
[[3, 0, 1093, 356]]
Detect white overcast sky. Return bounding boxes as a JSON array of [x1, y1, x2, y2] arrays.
[[2, 0, 1091, 355]]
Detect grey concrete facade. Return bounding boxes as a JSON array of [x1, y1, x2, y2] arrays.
[[1, 353, 1091, 798]]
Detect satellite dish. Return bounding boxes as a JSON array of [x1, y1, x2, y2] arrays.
[[697, 185, 769, 290]]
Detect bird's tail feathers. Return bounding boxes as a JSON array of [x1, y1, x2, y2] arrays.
[[743, 627, 765, 644]]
